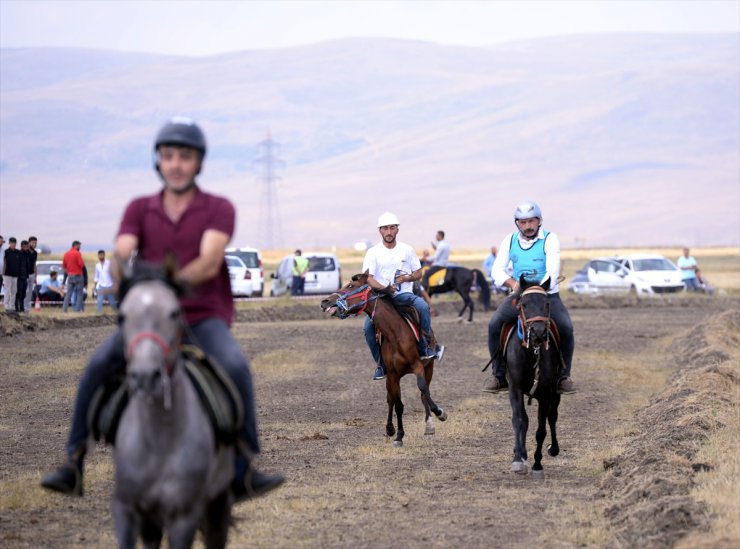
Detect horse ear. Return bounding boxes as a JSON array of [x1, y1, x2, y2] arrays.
[[541, 276, 551, 291]]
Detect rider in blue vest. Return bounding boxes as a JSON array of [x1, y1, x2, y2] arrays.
[[482, 201, 576, 394]]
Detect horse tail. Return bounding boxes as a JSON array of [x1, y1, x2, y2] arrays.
[[472, 269, 491, 311]]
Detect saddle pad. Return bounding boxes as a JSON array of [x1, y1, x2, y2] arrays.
[[88, 346, 244, 446], [428, 268, 447, 287]]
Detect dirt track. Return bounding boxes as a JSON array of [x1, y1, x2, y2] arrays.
[[0, 294, 738, 548]]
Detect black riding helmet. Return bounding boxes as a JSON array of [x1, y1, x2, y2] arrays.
[[153, 117, 207, 176]]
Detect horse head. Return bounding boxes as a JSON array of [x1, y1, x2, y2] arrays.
[[118, 255, 187, 407], [514, 275, 551, 349], [320, 270, 381, 319]]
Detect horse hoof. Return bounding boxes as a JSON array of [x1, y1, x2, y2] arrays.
[[456, 316, 464, 324], [424, 426, 435, 435], [511, 460, 528, 474], [436, 409, 448, 422], [393, 440, 404, 448], [531, 469, 545, 480], [547, 444, 559, 457]]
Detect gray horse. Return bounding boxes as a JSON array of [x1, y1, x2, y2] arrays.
[[113, 274, 233, 549]]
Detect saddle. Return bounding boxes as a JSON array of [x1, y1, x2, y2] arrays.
[[88, 345, 244, 447], [374, 297, 437, 353], [427, 268, 447, 287]]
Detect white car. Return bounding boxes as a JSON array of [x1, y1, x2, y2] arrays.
[[270, 253, 342, 296], [224, 247, 264, 297], [225, 255, 254, 297], [613, 254, 685, 295], [567, 258, 631, 295]]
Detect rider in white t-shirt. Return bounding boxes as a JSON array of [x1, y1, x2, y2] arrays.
[[362, 212, 444, 380]]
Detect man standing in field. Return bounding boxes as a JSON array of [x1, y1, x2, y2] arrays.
[[677, 248, 699, 292], [41, 117, 284, 501], [2, 237, 20, 312], [62, 241, 85, 313], [291, 249, 309, 296]]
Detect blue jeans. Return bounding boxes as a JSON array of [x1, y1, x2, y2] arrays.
[[363, 291, 433, 365], [63, 275, 84, 312], [683, 277, 699, 292], [66, 317, 260, 464], [96, 287, 117, 312], [487, 292, 574, 380]]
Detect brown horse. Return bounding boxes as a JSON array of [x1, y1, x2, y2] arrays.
[[321, 271, 448, 447]]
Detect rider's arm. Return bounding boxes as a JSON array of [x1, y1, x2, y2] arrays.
[[178, 229, 230, 286], [492, 235, 516, 290], [112, 233, 139, 283], [543, 232, 561, 286]]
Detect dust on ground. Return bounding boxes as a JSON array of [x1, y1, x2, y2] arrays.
[[0, 294, 738, 548]]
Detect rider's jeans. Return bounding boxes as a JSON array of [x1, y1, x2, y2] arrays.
[[66, 317, 261, 464], [363, 291, 434, 366], [487, 292, 574, 380]]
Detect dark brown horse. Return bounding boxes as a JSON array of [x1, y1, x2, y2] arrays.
[[321, 271, 448, 447], [504, 276, 562, 479]]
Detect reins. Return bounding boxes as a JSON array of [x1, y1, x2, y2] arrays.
[[516, 286, 551, 351], [332, 284, 379, 319]]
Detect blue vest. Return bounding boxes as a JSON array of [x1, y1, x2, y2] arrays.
[[510, 230, 549, 283]]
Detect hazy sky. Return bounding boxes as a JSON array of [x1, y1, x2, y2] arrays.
[[1, 0, 738, 56]]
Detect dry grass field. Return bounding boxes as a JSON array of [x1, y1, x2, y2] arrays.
[[0, 293, 738, 548]]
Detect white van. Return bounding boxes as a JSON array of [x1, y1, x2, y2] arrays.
[[224, 247, 264, 297], [270, 253, 342, 297]]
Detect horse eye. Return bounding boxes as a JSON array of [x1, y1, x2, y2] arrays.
[[169, 310, 180, 320], [117, 313, 125, 325]]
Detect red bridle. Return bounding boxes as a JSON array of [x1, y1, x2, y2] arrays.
[[126, 331, 178, 375]]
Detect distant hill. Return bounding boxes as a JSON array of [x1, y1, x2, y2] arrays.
[[1, 34, 738, 251]]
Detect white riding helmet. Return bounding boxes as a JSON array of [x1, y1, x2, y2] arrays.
[[377, 212, 400, 227], [513, 201, 542, 221]]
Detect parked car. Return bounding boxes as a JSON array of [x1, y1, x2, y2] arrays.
[[224, 247, 264, 297], [613, 254, 685, 295], [567, 258, 631, 295], [225, 255, 254, 297], [270, 253, 342, 296]]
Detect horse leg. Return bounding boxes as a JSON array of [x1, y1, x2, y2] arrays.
[[423, 363, 435, 435], [509, 390, 529, 474], [532, 399, 549, 480], [414, 362, 447, 422], [167, 511, 201, 549], [201, 489, 231, 549], [112, 499, 141, 549], [547, 393, 561, 457], [385, 378, 396, 438], [394, 390, 405, 448]]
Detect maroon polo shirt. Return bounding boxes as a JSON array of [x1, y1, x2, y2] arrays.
[[118, 186, 235, 327]]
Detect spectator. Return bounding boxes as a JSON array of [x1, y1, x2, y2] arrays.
[[3, 237, 20, 311], [94, 250, 117, 312], [15, 240, 31, 312], [483, 246, 498, 279], [39, 269, 65, 302], [23, 236, 38, 311], [62, 240, 85, 312], [429, 230, 450, 267], [290, 249, 309, 296], [677, 247, 699, 292]]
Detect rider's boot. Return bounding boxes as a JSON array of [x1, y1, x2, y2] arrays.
[[557, 363, 577, 394], [372, 362, 386, 381], [419, 338, 437, 361], [482, 359, 508, 393], [232, 446, 285, 504], [41, 446, 85, 496]]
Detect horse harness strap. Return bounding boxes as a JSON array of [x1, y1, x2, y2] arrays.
[[127, 330, 178, 375]]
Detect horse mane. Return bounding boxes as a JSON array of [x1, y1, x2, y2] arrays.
[[118, 253, 189, 303]]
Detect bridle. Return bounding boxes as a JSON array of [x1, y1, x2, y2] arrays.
[[515, 286, 551, 351], [125, 326, 182, 410], [329, 283, 379, 319]]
